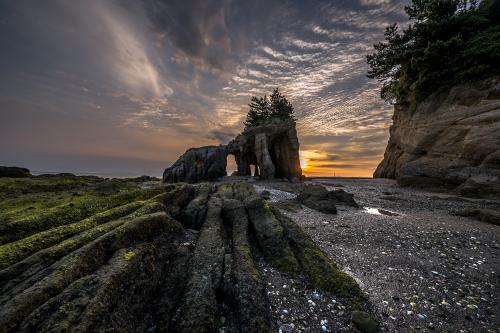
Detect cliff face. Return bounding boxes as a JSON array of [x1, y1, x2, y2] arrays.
[[374, 78, 500, 198], [163, 119, 302, 183]]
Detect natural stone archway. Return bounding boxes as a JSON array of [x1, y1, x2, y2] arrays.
[[163, 119, 303, 183], [227, 120, 302, 181]]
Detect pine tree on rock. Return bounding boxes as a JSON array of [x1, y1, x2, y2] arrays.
[[244, 96, 270, 127], [269, 88, 295, 121], [244, 88, 295, 129]]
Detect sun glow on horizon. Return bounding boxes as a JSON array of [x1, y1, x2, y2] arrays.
[[299, 149, 378, 177], [300, 158, 308, 170]]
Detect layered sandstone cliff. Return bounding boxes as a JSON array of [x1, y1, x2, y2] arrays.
[[374, 78, 500, 198]]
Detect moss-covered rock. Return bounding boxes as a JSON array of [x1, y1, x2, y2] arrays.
[[244, 195, 299, 274], [0, 200, 148, 269], [0, 175, 371, 332], [271, 206, 366, 308], [454, 208, 500, 226], [0, 186, 165, 245]]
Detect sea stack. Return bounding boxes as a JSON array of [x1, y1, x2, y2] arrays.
[[163, 119, 302, 183]]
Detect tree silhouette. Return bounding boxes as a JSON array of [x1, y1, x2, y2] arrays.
[[367, 0, 500, 103], [244, 96, 270, 127], [244, 88, 295, 128], [269, 88, 295, 121]]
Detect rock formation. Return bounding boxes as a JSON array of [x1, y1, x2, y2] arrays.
[[163, 120, 302, 183], [0, 177, 369, 332], [0, 166, 31, 178], [227, 119, 302, 181], [374, 77, 500, 198], [163, 146, 227, 183]]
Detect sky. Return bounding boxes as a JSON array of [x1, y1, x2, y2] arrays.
[[0, 0, 409, 177]]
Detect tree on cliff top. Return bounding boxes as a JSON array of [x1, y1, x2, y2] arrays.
[[244, 88, 295, 128], [367, 0, 500, 103], [244, 95, 270, 127]]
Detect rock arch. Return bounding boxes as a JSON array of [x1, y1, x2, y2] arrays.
[[163, 120, 303, 183]]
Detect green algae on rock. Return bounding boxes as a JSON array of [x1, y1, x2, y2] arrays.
[[0, 175, 372, 332]]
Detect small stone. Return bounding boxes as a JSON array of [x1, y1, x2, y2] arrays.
[[352, 311, 378, 333], [279, 323, 294, 333], [417, 314, 426, 320]]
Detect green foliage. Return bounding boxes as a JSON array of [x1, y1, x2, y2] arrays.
[[244, 95, 270, 127], [367, 0, 500, 103], [269, 88, 295, 120], [244, 88, 295, 128]]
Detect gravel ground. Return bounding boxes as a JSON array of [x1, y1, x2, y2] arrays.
[[258, 261, 353, 333], [258, 179, 500, 333], [255, 185, 298, 202]]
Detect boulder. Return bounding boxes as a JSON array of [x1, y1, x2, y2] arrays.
[[374, 77, 500, 198], [0, 166, 31, 178], [163, 146, 227, 183], [296, 184, 359, 214]]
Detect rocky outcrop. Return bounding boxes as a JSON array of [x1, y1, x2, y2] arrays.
[[163, 146, 227, 183], [163, 120, 302, 183], [0, 166, 31, 178], [227, 119, 302, 181], [0, 178, 370, 332], [374, 77, 500, 198]]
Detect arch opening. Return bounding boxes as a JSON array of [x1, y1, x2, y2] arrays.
[[226, 153, 237, 176]]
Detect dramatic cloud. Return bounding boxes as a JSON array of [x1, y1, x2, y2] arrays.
[[0, 0, 409, 176]]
